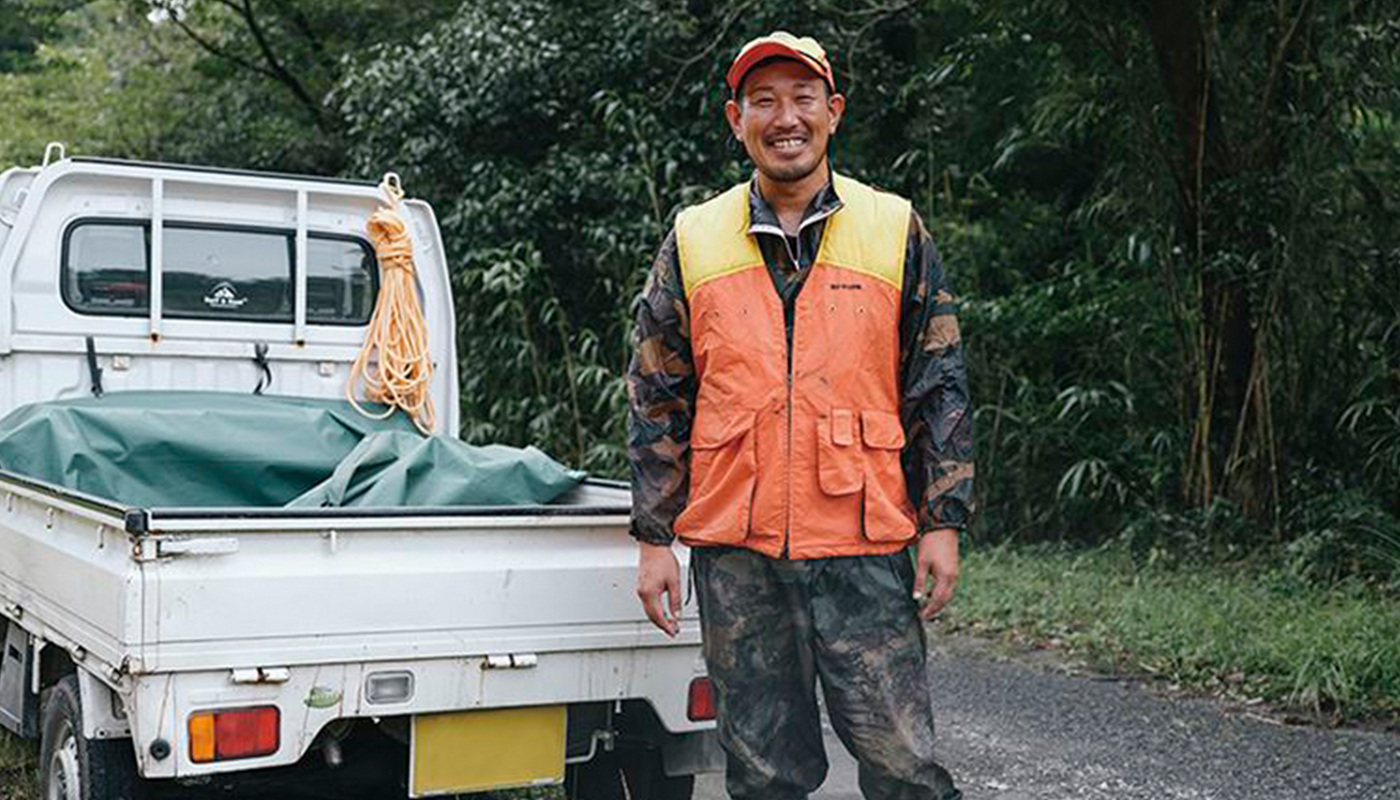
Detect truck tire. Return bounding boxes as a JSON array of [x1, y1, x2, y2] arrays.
[[569, 744, 694, 800], [38, 674, 146, 800]]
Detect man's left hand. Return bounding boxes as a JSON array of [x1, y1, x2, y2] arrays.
[[914, 527, 960, 620]]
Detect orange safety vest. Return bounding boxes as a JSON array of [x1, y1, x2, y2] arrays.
[[673, 173, 917, 559]]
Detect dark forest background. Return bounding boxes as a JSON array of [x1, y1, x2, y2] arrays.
[[4, 0, 1398, 585]]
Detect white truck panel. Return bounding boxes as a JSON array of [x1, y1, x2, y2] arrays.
[[143, 522, 657, 644], [0, 482, 138, 674], [128, 644, 708, 779], [0, 168, 38, 256]]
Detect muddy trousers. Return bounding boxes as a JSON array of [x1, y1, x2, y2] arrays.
[[691, 546, 962, 800]]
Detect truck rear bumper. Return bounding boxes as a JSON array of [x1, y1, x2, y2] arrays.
[[127, 644, 713, 779]]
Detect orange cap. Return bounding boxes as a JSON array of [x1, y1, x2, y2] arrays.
[[726, 31, 835, 95]]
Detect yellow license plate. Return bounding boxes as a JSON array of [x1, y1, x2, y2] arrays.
[[409, 706, 566, 797]]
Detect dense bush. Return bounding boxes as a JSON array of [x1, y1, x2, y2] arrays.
[[4, 0, 1397, 582]]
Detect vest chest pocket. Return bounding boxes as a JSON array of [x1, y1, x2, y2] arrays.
[[817, 409, 863, 495], [675, 409, 758, 543], [859, 409, 917, 541]]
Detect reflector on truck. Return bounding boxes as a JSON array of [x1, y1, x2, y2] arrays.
[[688, 677, 716, 721]]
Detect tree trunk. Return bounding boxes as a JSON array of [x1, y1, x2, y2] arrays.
[[1143, 0, 1275, 522]]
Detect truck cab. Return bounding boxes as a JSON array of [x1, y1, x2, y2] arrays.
[[0, 146, 457, 419]]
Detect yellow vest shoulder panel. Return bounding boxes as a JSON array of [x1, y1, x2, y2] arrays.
[[675, 182, 763, 297], [816, 173, 911, 291], [675, 174, 912, 296]]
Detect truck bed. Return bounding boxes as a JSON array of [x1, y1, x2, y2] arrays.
[[0, 468, 706, 778], [0, 467, 693, 667], [129, 480, 687, 672]]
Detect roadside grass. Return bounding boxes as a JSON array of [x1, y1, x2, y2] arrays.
[[948, 542, 1400, 724], [0, 730, 37, 800]]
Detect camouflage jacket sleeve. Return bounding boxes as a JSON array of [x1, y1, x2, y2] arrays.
[[899, 212, 976, 532], [626, 229, 695, 545]]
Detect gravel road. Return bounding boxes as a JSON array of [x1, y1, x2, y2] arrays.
[[695, 631, 1400, 800]]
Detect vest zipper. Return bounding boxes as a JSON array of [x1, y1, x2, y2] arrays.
[[783, 355, 793, 559], [781, 207, 837, 559], [747, 223, 798, 558], [785, 226, 798, 559], [750, 202, 842, 560]]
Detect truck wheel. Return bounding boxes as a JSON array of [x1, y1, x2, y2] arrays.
[[569, 744, 694, 800], [38, 674, 145, 800]]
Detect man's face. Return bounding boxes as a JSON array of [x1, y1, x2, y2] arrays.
[[725, 59, 845, 184]]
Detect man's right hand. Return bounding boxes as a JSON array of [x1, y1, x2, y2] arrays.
[[636, 541, 682, 637]]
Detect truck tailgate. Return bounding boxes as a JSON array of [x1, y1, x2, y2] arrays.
[[136, 507, 695, 673]]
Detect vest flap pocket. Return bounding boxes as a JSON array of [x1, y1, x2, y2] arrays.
[[676, 408, 757, 545], [860, 409, 906, 450], [818, 411, 863, 496], [859, 409, 915, 541], [691, 408, 755, 449]]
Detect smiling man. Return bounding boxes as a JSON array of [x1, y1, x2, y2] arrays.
[[627, 31, 972, 800]]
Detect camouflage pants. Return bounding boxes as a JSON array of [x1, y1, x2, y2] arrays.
[[691, 546, 962, 800]]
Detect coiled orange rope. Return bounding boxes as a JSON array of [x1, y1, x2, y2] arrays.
[[347, 173, 436, 434]]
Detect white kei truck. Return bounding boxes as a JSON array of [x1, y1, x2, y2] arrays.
[[0, 146, 719, 799]]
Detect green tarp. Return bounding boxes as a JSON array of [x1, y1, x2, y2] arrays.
[[0, 392, 585, 509]]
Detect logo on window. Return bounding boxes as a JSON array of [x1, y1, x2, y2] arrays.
[[203, 281, 248, 310]]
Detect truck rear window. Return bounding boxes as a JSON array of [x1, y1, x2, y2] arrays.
[[63, 223, 148, 312], [307, 237, 376, 323], [61, 220, 377, 325], [164, 226, 292, 320]]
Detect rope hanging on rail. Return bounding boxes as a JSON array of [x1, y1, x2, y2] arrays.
[[346, 173, 436, 434]]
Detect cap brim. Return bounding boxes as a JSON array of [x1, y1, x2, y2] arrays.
[[726, 42, 834, 94]]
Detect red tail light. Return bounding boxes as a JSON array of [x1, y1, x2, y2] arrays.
[[687, 677, 716, 721], [188, 706, 280, 762]]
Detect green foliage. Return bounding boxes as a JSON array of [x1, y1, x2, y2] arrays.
[[953, 543, 1400, 721], [0, 0, 68, 73], [0, 1, 189, 170], [3, 0, 1397, 584], [890, 0, 1400, 568], [137, 0, 461, 174]]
